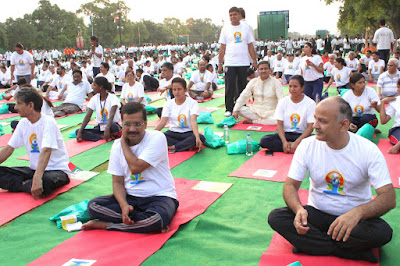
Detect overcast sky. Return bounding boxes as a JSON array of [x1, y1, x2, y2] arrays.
[[1, 0, 343, 35]]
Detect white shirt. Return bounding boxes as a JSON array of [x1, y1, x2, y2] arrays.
[[159, 74, 181, 100], [87, 93, 121, 124], [121, 82, 147, 105], [345, 58, 359, 71], [219, 22, 255, 66], [342, 87, 380, 116], [300, 55, 324, 81], [283, 60, 298, 76], [10, 51, 34, 76], [386, 96, 400, 128], [323, 61, 335, 77], [8, 115, 70, 174], [96, 72, 115, 92], [274, 95, 316, 133], [368, 59, 385, 74], [64, 80, 92, 108], [92, 45, 104, 67], [331, 67, 352, 87], [0, 71, 11, 85], [373, 27, 395, 50], [190, 70, 212, 91], [162, 97, 199, 133], [288, 133, 391, 216], [377, 70, 400, 97], [272, 59, 284, 72], [108, 131, 177, 199]]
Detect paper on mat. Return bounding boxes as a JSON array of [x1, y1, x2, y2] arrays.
[[192, 181, 232, 194], [62, 259, 96, 266], [66, 222, 83, 232], [71, 171, 99, 181], [0, 122, 10, 126], [246, 126, 262, 131], [214, 132, 224, 137], [253, 169, 277, 178]]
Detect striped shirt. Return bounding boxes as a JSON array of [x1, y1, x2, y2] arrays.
[[377, 70, 400, 97]]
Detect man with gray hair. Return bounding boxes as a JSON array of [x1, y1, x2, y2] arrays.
[[377, 58, 400, 99], [268, 97, 396, 263]]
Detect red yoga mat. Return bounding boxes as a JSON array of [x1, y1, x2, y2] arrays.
[[259, 189, 379, 266], [0, 178, 84, 226], [29, 178, 232, 266], [231, 120, 278, 132], [198, 106, 218, 113], [0, 133, 12, 147], [377, 139, 400, 188], [229, 149, 293, 182], [0, 112, 19, 120], [169, 148, 204, 169], [18, 139, 107, 161]]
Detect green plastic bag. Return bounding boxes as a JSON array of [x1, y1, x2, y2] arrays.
[[185, 73, 192, 79], [146, 95, 151, 102], [145, 105, 158, 113], [49, 200, 90, 229], [217, 79, 225, 85], [203, 126, 225, 148], [216, 116, 237, 127], [197, 111, 214, 124], [356, 123, 374, 141], [191, 67, 197, 71], [0, 124, 4, 136], [0, 104, 9, 114], [227, 139, 260, 155]]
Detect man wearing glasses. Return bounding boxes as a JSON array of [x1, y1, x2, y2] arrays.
[[82, 102, 178, 233]]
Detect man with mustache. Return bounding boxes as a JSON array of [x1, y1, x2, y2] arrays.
[[268, 97, 396, 263], [82, 102, 178, 233]]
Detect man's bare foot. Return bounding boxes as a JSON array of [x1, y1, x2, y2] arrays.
[[82, 220, 107, 230], [161, 226, 170, 233], [242, 119, 253, 124], [168, 145, 176, 150], [388, 145, 400, 154]]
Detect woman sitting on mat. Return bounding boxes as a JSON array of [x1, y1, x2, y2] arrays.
[[379, 79, 400, 154], [323, 57, 352, 94], [259, 75, 315, 153], [76, 77, 121, 142], [120, 69, 147, 106], [154, 77, 205, 152], [342, 73, 380, 133]]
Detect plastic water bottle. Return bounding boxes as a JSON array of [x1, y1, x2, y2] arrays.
[[246, 133, 253, 156], [224, 123, 230, 144]]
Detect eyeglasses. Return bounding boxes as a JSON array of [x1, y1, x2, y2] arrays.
[[122, 122, 145, 128], [126, 74, 134, 77]]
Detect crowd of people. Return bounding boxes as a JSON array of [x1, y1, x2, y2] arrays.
[[0, 5, 399, 264]]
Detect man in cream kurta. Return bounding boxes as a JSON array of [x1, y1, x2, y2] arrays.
[[233, 61, 284, 124]]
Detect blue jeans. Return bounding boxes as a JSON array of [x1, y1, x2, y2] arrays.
[[304, 78, 323, 101]]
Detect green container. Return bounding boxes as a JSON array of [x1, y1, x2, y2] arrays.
[[356, 123, 374, 141]]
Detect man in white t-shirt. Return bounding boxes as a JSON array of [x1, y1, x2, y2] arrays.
[[82, 102, 178, 233], [45, 66, 72, 100], [0, 89, 70, 199], [373, 19, 395, 71], [52, 69, 93, 117], [10, 43, 35, 84], [218, 6, 258, 117], [368, 52, 385, 83], [268, 97, 395, 263], [90, 36, 103, 77], [188, 60, 213, 100]]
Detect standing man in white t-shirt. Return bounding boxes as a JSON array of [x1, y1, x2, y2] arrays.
[[268, 97, 395, 263], [82, 102, 178, 233], [0, 88, 70, 199], [218, 6, 257, 117], [90, 35, 103, 78], [10, 43, 35, 85], [373, 19, 395, 71]]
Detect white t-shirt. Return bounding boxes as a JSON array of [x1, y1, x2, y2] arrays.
[[342, 86, 380, 117], [87, 93, 121, 124], [324, 61, 335, 77], [10, 51, 34, 76], [272, 59, 284, 72], [162, 97, 199, 133], [377, 70, 400, 97], [331, 67, 352, 87], [219, 22, 255, 66], [368, 59, 385, 74], [8, 115, 70, 174], [51, 74, 72, 91], [96, 72, 115, 92], [38, 69, 50, 82], [92, 45, 104, 67], [0, 71, 11, 85], [300, 55, 324, 81], [373, 27, 395, 50], [159, 74, 181, 100], [41, 100, 54, 117], [386, 96, 400, 128], [288, 133, 392, 216], [345, 58, 359, 71], [360, 56, 372, 68], [121, 82, 147, 105], [190, 70, 212, 91], [64, 80, 92, 108], [274, 95, 316, 133], [283, 60, 298, 75], [107, 131, 177, 199]]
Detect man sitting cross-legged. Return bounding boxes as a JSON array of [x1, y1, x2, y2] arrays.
[[82, 102, 179, 233]]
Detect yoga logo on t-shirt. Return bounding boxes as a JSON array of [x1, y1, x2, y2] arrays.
[[354, 105, 364, 117], [177, 114, 188, 128], [336, 74, 341, 82], [130, 173, 145, 185], [100, 109, 109, 122], [127, 93, 134, 102], [58, 81, 63, 90], [289, 65, 293, 69], [305, 63, 311, 70], [290, 113, 300, 130], [374, 66, 378, 72], [323, 170, 346, 195], [29, 133, 40, 153], [233, 32, 242, 43], [349, 63, 353, 68], [18, 59, 25, 66]]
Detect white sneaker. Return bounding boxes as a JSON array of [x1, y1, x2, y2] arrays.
[[224, 111, 232, 117]]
